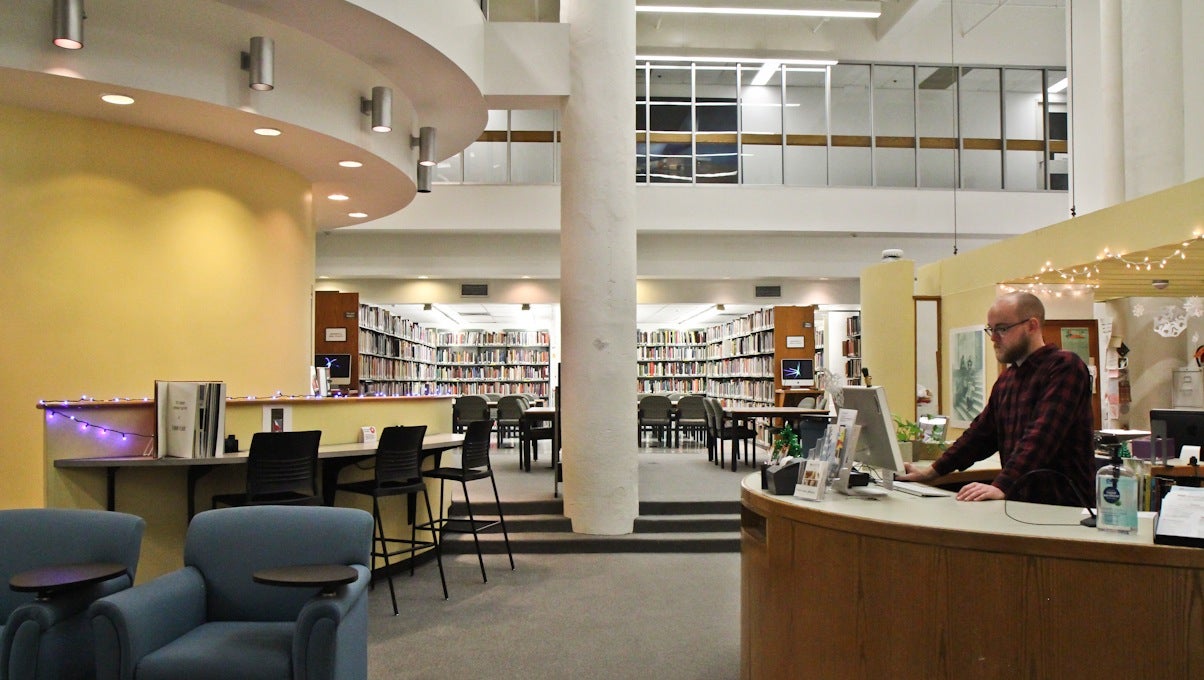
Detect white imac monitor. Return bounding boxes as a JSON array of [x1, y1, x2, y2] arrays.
[[840, 385, 906, 480], [781, 358, 815, 388], [315, 353, 352, 386]]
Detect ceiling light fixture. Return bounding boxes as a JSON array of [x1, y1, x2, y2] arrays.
[[348, 212, 367, 219], [253, 127, 281, 136], [100, 94, 135, 106], [637, 54, 837, 66], [636, 2, 882, 19], [240, 37, 274, 91], [411, 126, 437, 166], [416, 163, 432, 194], [338, 160, 363, 168], [327, 194, 349, 201], [52, 0, 84, 50], [360, 86, 392, 132]]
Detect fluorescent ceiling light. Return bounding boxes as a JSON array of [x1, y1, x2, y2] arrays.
[[1047, 77, 1068, 93], [100, 94, 135, 106], [749, 61, 780, 86], [637, 3, 881, 19], [638, 55, 837, 66]]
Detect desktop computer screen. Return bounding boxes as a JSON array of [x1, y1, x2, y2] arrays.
[[314, 353, 352, 386], [780, 358, 815, 387], [839, 385, 905, 477], [1149, 408, 1204, 457]]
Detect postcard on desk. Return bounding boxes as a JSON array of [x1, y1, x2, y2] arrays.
[[794, 459, 830, 501]]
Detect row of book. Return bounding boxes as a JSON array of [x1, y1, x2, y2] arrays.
[[708, 332, 775, 359], [710, 356, 773, 377], [438, 330, 550, 346], [359, 331, 437, 362], [638, 346, 709, 360], [435, 348, 550, 364], [638, 377, 707, 393], [358, 305, 438, 346], [361, 381, 440, 397], [707, 307, 775, 340], [360, 356, 437, 381], [436, 365, 549, 381], [707, 380, 775, 404], [638, 361, 708, 377], [637, 328, 707, 345], [453, 383, 550, 397]]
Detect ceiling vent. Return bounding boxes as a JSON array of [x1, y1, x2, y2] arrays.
[[460, 283, 489, 297], [755, 285, 782, 298]]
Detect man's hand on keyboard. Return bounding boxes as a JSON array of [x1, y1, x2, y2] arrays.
[[896, 462, 939, 483], [955, 482, 1004, 502]]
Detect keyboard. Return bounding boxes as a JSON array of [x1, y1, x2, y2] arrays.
[[888, 480, 954, 497]]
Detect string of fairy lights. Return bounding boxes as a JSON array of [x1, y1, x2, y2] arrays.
[[1006, 232, 1204, 294], [39, 391, 383, 442]]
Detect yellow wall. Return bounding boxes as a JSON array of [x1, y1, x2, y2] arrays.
[[860, 259, 917, 422], [0, 104, 315, 509], [911, 178, 1204, 421]]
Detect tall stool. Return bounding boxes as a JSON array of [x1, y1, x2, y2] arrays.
[[336, 425, 446, 613], [421, 419, 514, 583]]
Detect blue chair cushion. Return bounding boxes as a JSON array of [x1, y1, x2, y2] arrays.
[[135, 621, 293, 680]]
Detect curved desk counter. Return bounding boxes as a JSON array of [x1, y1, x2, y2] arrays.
[[740, 475, 1204, 680]]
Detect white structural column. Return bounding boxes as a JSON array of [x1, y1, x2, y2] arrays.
[[1119, 0, 1185, 200], [1068, 0, 1124, 215], [558, 0, 639, 534]]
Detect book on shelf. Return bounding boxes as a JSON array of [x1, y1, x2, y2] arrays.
[[155, 381, 227, 459]]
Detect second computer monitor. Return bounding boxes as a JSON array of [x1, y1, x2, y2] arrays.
[[781, 358, 815, 387], [840, 385, 906, 476]]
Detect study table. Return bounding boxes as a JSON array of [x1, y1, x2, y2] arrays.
[[740, 474, 1204, 679], [54, 432, 464, 518]]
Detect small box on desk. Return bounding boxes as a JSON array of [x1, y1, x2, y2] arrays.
[[762, 460, 801, 495]]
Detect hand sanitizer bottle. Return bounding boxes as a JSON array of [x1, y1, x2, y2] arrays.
[[1096, 454, 1138, 534]]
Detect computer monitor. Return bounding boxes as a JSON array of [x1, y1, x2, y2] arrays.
[[1149, 408, 1204, 457], [840, 385, 906, 478], [314, 353, 352, 386], [780, 358, 815, 387]]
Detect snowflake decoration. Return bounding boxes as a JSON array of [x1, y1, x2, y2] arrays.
[[1185, 297, 1204, 317], [1154, 305, 1188, 338], [1132, 303, 1145, 318]]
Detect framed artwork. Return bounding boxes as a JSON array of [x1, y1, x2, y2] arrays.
[[950, 325, 986, 428]]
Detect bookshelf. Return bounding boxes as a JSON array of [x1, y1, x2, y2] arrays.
[[843, 313, 862, 385], [637, 328, 708, 394], [435, 330, 551, 397], [706, 307, 778, 407], [314, 291, 438, 396]]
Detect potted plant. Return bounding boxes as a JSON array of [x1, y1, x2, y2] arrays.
[[894, 416, 946, 462]]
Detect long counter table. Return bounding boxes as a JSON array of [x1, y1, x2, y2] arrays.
[[55, 433, 464, 518], [740, 474, 1204, 679]]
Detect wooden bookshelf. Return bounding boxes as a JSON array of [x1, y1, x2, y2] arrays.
[[637, 328, 708, 394], [314, 291, 438, 396], [435, 330, 551, 397]]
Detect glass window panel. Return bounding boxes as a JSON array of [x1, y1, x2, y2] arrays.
[[636, 104, 647, 132], [433, 153, 463, 183], [484, 109, 508, 131], [649, 66, 692, 102], [1003, 69, 1044, 191], [873, 65, 916, 187], [695, 143, 738, 183], [511, 109, 554, 131], [695, 66, 737, 103], [741, 143, 782, 185], [512, 143, 554, 184], [636, 64, 648, 102], [830, 64, 871, 186], [740, 68, 783, 135], [463, 141, 508, 183], [636, 142, 648, 183], [648, 142, 692, 183], [648, 103, 691, 132], [1005, 149, 1042, 191], [696, 104, 736, 132], [959, 67, 1001, 189], [784, 68, 828, 186], [916, 66, 957, 188]]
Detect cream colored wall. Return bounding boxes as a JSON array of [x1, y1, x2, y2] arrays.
[[860, 260, 916, 422], [0, 104, 314, 509], [909, 178, 1204, 432]]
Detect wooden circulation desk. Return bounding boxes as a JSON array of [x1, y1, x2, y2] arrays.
[[740, 475, 1204, 680]]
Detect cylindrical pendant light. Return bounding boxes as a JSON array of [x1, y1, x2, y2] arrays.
[[244, 36, 274, 91], [416, 126, 437, 166], [53, 0, 84, 50], [366, 86, 392, 132], [416, 163, 432, 193]]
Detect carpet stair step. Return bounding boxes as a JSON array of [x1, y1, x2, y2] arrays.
[[439, 530, 740, 555], [448, 499, 740, 517], [482, 514, 740, 533]]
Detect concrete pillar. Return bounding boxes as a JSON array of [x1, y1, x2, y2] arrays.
[[1120, 0, 1184, 199], [1068, 0, 1124, 215], [558, 0, 639, 534]]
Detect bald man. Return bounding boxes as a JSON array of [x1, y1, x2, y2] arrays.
[[897, 292, 1095, 506]]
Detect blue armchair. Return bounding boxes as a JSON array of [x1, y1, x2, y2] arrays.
[[1, 508, 144, 680], [89, 505, 373, 680]]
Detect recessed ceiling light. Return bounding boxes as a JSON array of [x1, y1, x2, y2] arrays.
[[338, 160, 363, 168], [327, 194, 350, 201], [100, 94, 135, 105], [417, 275, 430, 280], [253, 127, 281, 136], [521, 275, 531, 279], [348, 212, 367, 218]]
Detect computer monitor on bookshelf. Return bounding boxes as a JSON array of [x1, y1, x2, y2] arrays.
[[840, 385, 905, 479], [781, 358, 815, 387], [315, 353, 352, 386]]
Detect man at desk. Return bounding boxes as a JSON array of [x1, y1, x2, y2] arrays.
[[898, 292, 1094, 506]]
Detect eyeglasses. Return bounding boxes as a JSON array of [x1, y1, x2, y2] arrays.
[[983, 319, 1030, 337]]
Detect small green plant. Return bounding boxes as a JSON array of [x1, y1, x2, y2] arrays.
[[894, 416, 924, 443], [770, 427, 802, 462]]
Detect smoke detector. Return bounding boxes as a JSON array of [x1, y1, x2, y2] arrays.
[[881, 249, 904, 261], [1152, 279, 1170, 290]]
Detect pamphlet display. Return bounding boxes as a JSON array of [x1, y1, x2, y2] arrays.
[[154, 381, 227, 458], [795, 409, 859, 501]]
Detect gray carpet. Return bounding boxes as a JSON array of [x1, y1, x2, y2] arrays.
[[367, 442, 751, 679], [367, 552, 740, 680]]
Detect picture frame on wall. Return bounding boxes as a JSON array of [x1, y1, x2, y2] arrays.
[[950, 325, 986, 428]]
